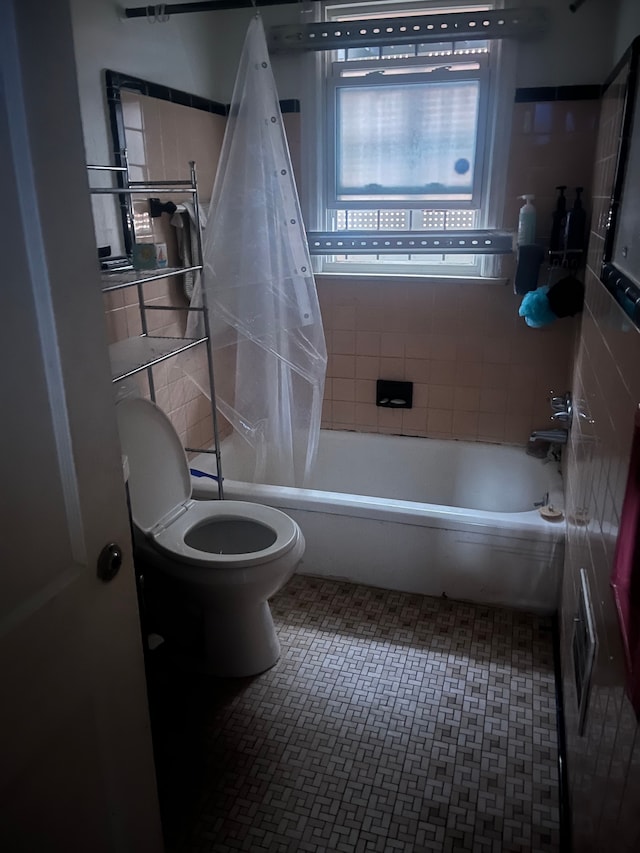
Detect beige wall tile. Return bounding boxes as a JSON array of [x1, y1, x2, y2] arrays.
[[454, 387, 481, 413], [381, 331, 406, 358], [356, 301, 385, 331], [354, 403, 379, 428], [481, 361, 510, 390], [332, 401, 355, 425], [355, 331, 380, 356], [477, 411, 505, 442], [405, 359, 430, 383], [430, 361, 458, 387], [354, 356, 379, 380], [402, 407, 428, 434], [559, 75, 640, 849], [404, 333, 430, 359], [103, 307, 127, 345], [377, 407, 402, 431], [427, 408, 453, 436], [379, 357, 404, 380], [503, 414, 534, 445], [125, 306, 143, 337], [354, 379, 375, 403], [430, 335, 457, 362], [332, 355, 356, 378], [456, 335, 484, 363], [333, 378, 356, 401], [429, 386, 454, 411], [332, 303, 356, 330], [333, 330, 356, 354], [413, 382, 429, 408], [455, 361, 483, 387], [452, 410, 479, 439], [103, 290, 124, 312], [482, 339, 512, 364], [479, 388, 508, 414]]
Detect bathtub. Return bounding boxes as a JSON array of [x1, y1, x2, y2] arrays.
[[191, 430, 565, 613]]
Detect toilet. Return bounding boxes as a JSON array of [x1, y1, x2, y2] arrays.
[[116, 397, 305, 677]]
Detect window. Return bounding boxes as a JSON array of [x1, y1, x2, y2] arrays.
[[305, 0, 513, 277]]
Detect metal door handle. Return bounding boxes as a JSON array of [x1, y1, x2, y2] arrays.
[[97, 542, 123, 582]]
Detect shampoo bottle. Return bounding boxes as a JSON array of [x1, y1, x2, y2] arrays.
[[549, 186, 567, 253], [517, 195, 536, 245], [565, 187, 586, 252]]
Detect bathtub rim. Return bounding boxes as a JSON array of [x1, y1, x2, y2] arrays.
[[192, 476, 565, 541]]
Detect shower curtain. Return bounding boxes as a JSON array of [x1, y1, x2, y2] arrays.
[[181, 15, 327, 488]]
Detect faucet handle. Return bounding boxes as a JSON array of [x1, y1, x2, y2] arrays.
[[549, 390, 572, 414], [551, 411, 571, 422]]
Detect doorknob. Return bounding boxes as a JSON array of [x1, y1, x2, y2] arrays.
[[97, 542, 123, 582]]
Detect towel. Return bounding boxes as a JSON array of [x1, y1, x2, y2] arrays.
[[547, 274, 584, 318], [171, 201, 208, 299], [611, 405, 640, 716], [518, 285, 557, 328], [518, 274, 585, 328], [514, 243, 544, 295]]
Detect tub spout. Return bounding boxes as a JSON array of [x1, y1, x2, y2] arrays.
[[529, 428, 568, 444]]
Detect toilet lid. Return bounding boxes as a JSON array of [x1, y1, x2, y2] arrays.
[[116, 397, 191, 534]]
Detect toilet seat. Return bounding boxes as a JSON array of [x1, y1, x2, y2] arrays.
[[152, 500, 299, 568], [116, 398, 299, 568]]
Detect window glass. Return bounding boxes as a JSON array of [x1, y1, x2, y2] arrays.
[[335, 79, 480, 203]]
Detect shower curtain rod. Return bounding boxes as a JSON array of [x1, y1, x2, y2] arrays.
[[125, 0, 586, 18], [124, 0, 304, 17]]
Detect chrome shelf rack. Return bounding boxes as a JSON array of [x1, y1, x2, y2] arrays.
[[88, 156, 224, 498]]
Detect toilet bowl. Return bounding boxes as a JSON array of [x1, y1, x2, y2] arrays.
[[116, 397, 305, 677]]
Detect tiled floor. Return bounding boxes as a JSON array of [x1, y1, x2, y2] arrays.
[[149, 575, 560, 852]]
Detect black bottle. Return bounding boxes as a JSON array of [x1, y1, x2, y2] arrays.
[[549, 185, 567, 253], [565, 187, 586, 253]]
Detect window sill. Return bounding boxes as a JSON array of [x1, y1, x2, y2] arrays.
[[314, 272, 510, 286]]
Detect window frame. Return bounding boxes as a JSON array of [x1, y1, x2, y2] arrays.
[[301, 0, 515, 280]]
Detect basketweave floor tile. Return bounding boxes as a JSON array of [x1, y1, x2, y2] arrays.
[[147, 575, 559, 852]]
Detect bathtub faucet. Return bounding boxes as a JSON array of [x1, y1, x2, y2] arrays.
[[529, 428, 568, 444], [526, 428, 568, 460]]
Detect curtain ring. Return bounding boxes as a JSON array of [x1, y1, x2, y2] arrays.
[[147, 4, 170, 23]]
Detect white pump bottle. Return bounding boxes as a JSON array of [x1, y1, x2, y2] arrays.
[[517, 194, 536, 245]]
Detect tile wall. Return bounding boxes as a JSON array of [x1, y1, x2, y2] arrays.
[[560, 67, 640, 849], [102, 94, 599, 451], [317, 276, 573, 443], [503, 99, 599, 236], [318, 98, 599, 445], [102, 92, 226, 450]]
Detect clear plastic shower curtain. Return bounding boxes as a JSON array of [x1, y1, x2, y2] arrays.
[[182, 15, 327, 488]]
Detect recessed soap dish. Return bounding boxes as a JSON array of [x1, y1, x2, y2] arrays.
[[376, 380, 413, 408]]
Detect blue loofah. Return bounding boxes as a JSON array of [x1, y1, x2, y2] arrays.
[[518, 285, 557, 328]]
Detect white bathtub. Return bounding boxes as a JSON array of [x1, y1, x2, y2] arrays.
[[191, 430, 565, 613]]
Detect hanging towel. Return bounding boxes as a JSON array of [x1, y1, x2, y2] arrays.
[[171, 201, 208, 299], [513, 243, 544, 295], [518, 285, 557, 327], [611, 405, 640, 716], [547, 274, 584, 318], [518, 275, 585, 328]]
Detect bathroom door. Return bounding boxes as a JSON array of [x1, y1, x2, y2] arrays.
[[0, 2, 163, 851]]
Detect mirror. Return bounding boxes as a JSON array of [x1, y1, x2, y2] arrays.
[[104, 69, 227, 259], [600, 38, 640, 328]]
